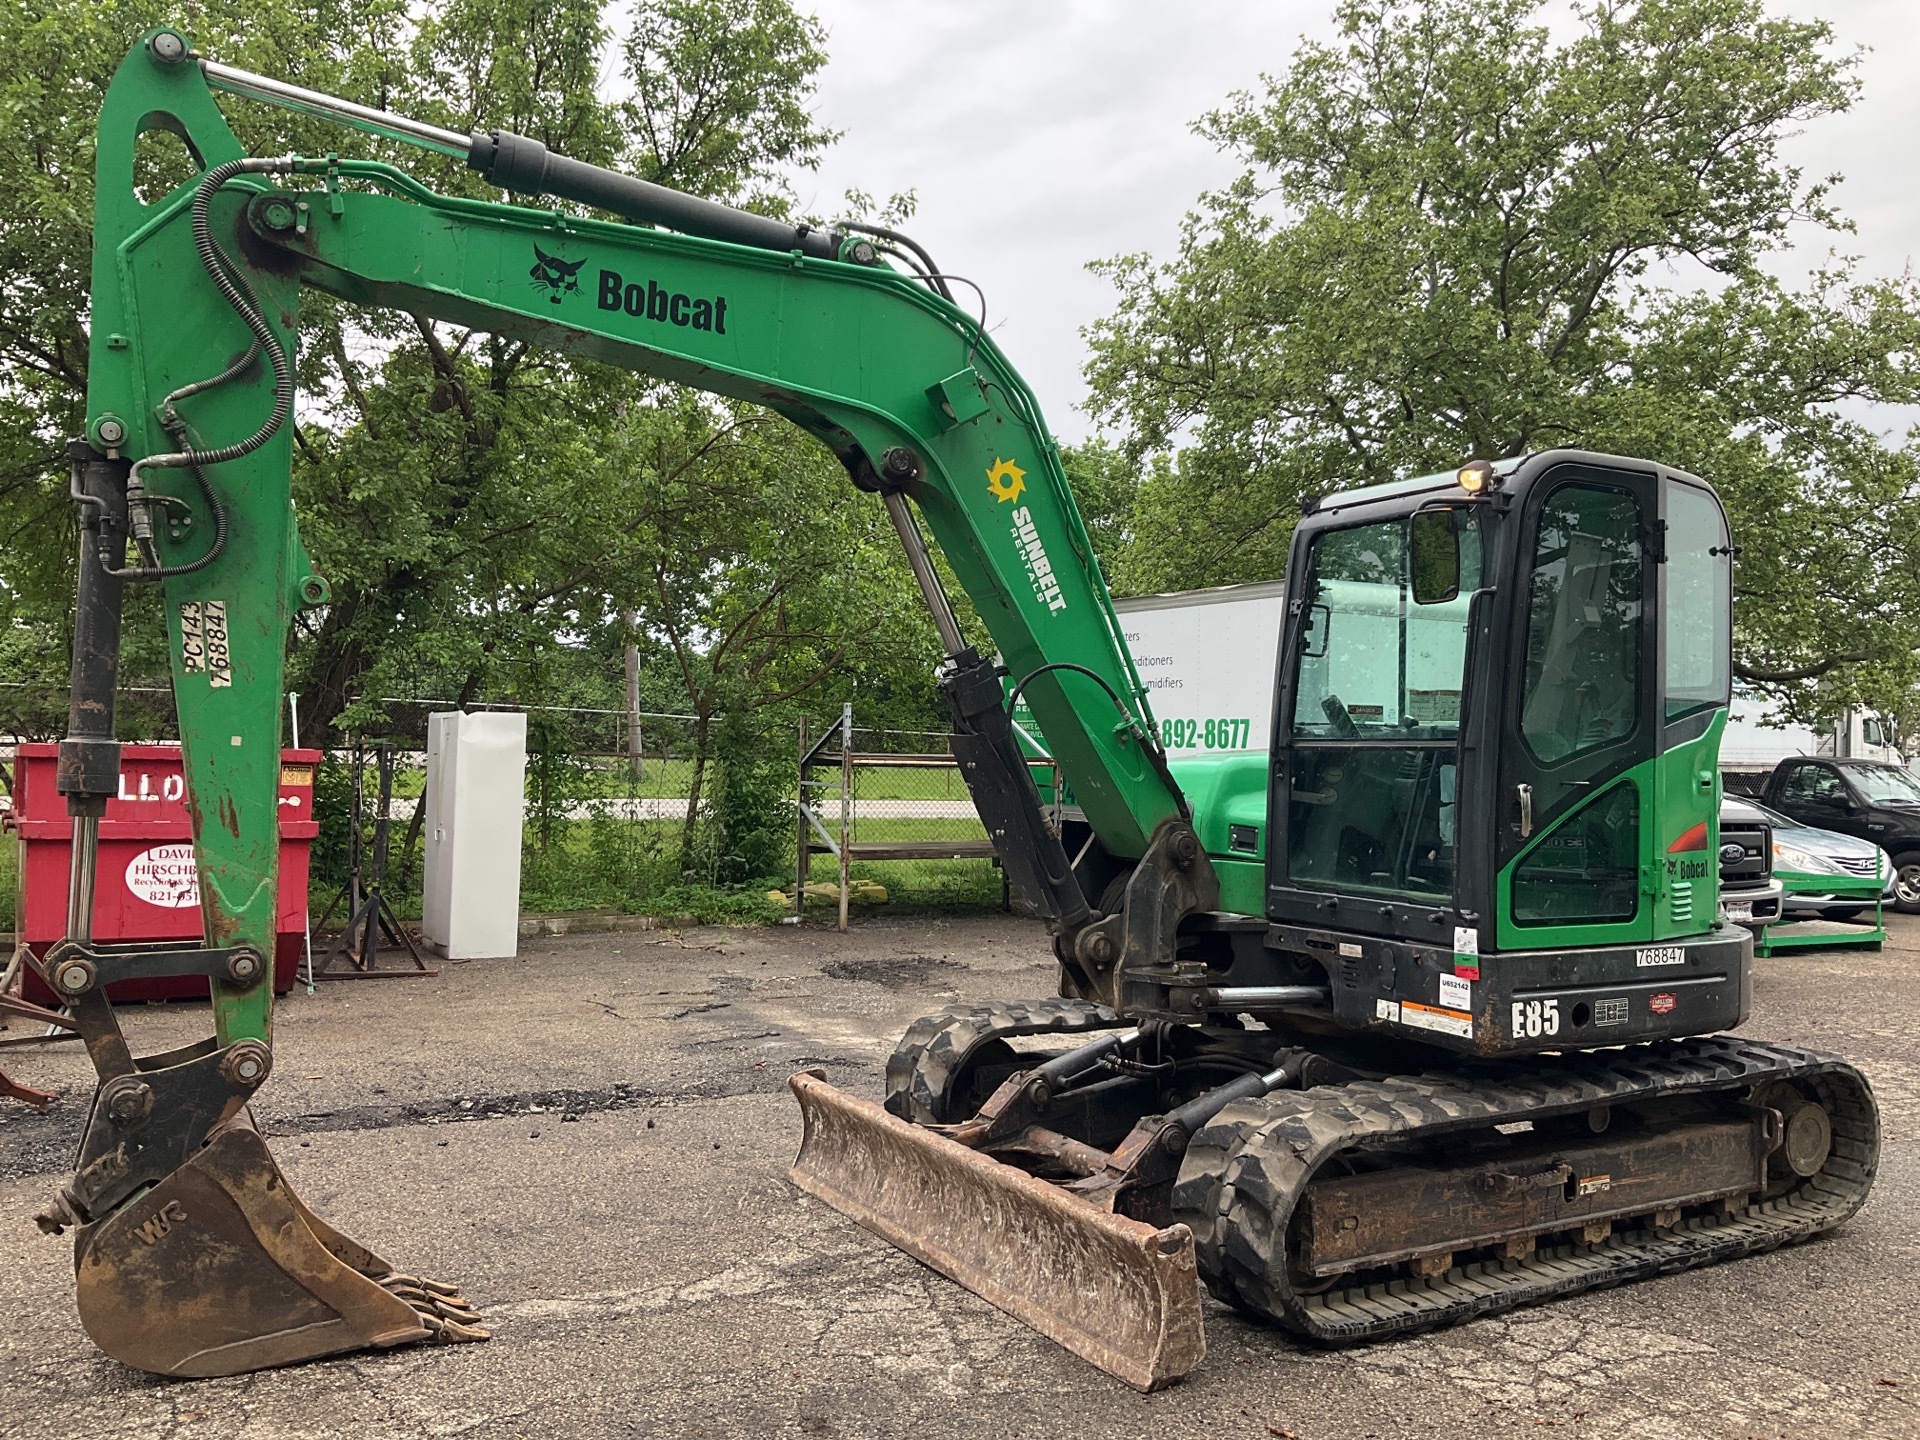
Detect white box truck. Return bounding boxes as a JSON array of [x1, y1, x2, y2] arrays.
[[1102, 580, 1286, 754]]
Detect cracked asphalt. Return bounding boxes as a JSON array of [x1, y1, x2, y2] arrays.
[[2, 912, 1917, 1439]]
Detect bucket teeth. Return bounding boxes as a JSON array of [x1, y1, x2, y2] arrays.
[[379, 1274, 486, 1328], [71, 1125, 488, 1377], [378, 1282, 464, 1305], [421, 1313, 494, 1344]]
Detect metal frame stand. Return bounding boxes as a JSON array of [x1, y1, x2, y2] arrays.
[[0, 943, 73, 1109], [1754, 878, 1886, 957], [314, 743, 435, 979], [796, 705, 1034, 931]]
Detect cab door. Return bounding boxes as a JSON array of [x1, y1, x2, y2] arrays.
[[1495, 464, 1661, 951], [1651, 477, 1734, 938]]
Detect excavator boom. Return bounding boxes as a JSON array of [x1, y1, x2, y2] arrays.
[[50, 29, 1204, 1381]]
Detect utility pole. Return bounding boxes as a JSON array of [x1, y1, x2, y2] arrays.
[[623, 611, 644, 782]]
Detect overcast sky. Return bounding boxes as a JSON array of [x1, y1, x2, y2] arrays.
[[788, 0, 1920, 445]]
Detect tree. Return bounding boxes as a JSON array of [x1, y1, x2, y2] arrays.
[[622, 0, 838, 207], [286, 0, 841, 742], [1085, 0, 1920, 724], [600, 394, 941, 868], [0, 0, 934, 720], [0, 0, 421, 719], [1058, 439, 1153, 587], [0, 0, 960, 904]]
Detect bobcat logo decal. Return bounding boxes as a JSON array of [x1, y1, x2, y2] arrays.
[[530, 243, 586, 303]]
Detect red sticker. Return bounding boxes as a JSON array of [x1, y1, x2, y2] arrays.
[[1667, 822, 1710, 853], [1455, 963, 1481, 981], [1649, 992, 1677, 1015]]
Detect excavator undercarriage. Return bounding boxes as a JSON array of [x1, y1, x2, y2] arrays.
[[793, 1001, 1876, 1389]]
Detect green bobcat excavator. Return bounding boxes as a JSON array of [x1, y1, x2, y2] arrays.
[[44, 30, 1876, 1388]]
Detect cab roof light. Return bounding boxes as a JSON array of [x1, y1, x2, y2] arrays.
[[1457, 458, 1498, 495]]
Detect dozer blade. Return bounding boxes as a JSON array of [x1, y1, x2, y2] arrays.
[[788, 1070, 1206, 1392], [72, 1126, 486, 1377]]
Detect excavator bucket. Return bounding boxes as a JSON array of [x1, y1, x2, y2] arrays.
[[70, 1126, 485, 1377], [788, 1071, 1206, 1392]]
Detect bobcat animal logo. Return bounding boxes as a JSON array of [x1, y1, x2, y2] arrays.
[[530, 244, 586, 303]]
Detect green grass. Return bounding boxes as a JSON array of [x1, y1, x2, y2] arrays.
[[840, 815, 990, 844], [519, 809, 1004, 917], [840, 766, 976, 803], [319, 814, 790, 925], [846, 857, 1003, 907], [1, 837, 16, 932]]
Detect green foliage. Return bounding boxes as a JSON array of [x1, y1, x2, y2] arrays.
[[0, 824, 15, 931], [1085, 0, 1920, 724], [631, 882, 786, 924], [0, 0, 945, 736], [307, 752, 358, 896], [525, 710, 594, 854], [703, 710, 792, 885], [0, 0, 961, 922], [519, 813, 672, 915], [622, 0, 837, 206], [514, 810, 784, 923], [0, 620, 74, 742], [847, 859, 1002, 910], [599, 392, 945, 863], [1057, 438, 1147, 588]]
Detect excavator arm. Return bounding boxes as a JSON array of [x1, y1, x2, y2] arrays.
[[46, 31, 1213, 1381]]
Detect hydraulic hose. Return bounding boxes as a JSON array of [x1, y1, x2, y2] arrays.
[[1006, 661, 1191, 819], [838, 221, 952, 302], [98, 156, 296, 581]]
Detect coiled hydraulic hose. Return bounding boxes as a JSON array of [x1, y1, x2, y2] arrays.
[[93, 156, 296, 581], [1006, 661, 1192, 821]]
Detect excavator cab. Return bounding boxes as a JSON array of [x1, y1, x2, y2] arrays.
[[1263, 452, 1749, 1052]]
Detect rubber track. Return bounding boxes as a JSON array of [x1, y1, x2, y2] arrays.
[[883, 999, 1122, 1124], [1172, 1036, 1879, 1343]]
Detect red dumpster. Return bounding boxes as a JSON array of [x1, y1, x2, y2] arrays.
[[9, 743, 318, 1002]]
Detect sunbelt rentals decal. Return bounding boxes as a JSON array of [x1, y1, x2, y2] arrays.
[[987, 458, 1066, 614]]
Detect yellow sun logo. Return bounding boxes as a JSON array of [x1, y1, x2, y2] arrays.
[[986, 458, 1027, 504]]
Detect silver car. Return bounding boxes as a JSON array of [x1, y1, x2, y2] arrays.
[[1746, 799, 1894, 921]]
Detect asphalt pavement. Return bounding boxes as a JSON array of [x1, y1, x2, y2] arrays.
[[1, 911, 1916, 1439]]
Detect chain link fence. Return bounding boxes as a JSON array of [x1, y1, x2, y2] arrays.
[[2, 692, 1013, 926]]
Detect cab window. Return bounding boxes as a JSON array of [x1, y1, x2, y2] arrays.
[[1285, 510, 1481, 904], [1291, 512, 1481, 740], [1664, 481, 1731, 721], [1519, 486, 1641, 764]]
